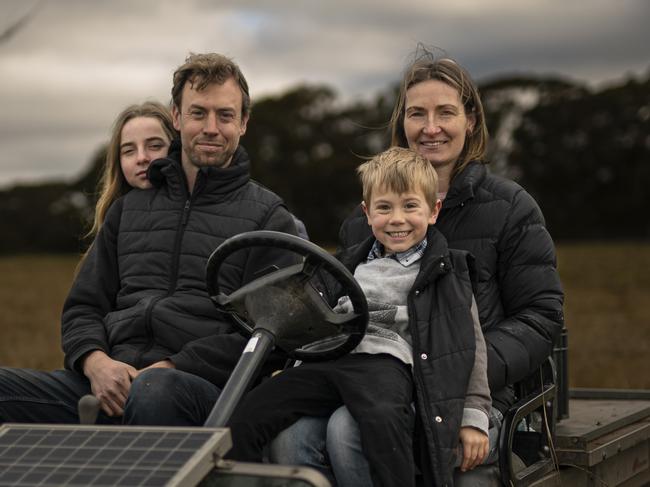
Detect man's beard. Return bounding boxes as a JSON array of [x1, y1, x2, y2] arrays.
[[186, 144, 233, 169]]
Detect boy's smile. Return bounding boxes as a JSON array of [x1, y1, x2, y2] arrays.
[[363, 187, 441, 255]]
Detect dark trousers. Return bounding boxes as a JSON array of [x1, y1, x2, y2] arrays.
[[227, 353, 415, 487], [0, 367, 221, 426]]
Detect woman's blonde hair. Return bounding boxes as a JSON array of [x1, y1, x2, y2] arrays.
[[389, 46, 489, 179], [87, 101, 176, 239]]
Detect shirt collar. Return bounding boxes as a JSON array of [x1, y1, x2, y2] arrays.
[[367, 238, 428, 267]]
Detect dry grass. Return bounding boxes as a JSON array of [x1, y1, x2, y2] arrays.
[[0, 255, 77, 369], [0, 243, 648, 389], [557, 242, 650, 390]]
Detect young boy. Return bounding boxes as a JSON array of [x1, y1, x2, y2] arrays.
[[226, 147, 491, 487]]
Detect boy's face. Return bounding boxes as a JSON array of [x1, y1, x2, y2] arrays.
[[363, 186, 441, 255]]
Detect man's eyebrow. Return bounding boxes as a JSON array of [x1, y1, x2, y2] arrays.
[[187, 104, 236, 114]]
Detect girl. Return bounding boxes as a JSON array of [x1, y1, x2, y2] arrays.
[[87, 101, 176, 239]]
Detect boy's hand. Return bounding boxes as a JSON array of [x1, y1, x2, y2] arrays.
[[459, 426, 489, 472]]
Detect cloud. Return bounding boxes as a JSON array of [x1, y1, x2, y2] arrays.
[[0, 0, 648, 186]]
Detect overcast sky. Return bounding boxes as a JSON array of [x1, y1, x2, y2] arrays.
[[1, 0, 648, 188]]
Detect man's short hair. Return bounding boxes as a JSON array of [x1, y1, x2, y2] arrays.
[[171, 53, 251, 117], [357, 147, 439, 209]]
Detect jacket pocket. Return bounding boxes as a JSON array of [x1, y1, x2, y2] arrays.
[[104, 299, 151, 346]]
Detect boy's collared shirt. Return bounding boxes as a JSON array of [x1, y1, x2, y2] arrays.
[[367, 238, 428, 267]]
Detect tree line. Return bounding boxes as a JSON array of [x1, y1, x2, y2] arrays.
[[1, 70, 649, 253]]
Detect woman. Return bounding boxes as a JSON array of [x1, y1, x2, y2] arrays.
[[87, 101, 176, 239], [271, 49, 564, 486]]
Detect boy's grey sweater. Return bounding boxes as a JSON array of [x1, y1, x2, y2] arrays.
[[338, 256, 490, 434], [349, 258, 417, 365]]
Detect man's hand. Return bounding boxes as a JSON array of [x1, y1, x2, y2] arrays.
[[458, 426, 489, 472], [82, 350, 137, 417]]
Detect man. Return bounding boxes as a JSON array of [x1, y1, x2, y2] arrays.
[[0, 53, 299, 426]]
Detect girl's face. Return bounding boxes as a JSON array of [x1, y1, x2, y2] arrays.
[[119, 116, 171, 189], [403, 79, 474, 175]]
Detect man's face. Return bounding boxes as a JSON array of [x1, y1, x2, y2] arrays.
[[172, 77, 248, 172]]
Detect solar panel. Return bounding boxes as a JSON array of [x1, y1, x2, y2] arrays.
[[0, 424, 231, 487]]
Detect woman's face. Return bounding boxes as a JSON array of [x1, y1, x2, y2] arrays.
[[119, 116, 171, 189], [403, 79, 474, 174]]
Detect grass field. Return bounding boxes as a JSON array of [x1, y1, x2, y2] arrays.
[[0, 243, 648, 389], [556, 242, 650, 389]]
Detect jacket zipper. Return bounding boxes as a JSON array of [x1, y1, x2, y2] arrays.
[[168, 199, 192, 292], [134, 197, 193, 368], [134, 295, 164, 369]]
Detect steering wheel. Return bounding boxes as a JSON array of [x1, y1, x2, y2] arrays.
[[205, 230, 368, 362]]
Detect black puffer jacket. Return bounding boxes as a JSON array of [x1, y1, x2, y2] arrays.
[[336, 227, 479, 487], [62, 144, 298, 386], [339, 162, 564, 411]]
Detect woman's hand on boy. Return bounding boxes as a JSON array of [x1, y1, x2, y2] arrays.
[[458, 426, 489, 472]]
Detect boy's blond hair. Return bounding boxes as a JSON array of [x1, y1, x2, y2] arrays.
[[357, 147, 438, 208]]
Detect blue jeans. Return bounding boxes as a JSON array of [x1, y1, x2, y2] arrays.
[[269, 408, 369, 487], [0, 367, 220, 426], [270, 405, 503, 487]]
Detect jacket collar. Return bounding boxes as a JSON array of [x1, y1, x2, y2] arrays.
[[148, 140, 250, 197], [337, 226, 452, 290], [443, 161, 487, 209], [413, 226, 453, 290]]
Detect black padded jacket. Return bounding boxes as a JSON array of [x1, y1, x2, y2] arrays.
[[62, 144, 298, 387], [336, 227, 481, 487], [339, 161, 564, 412]]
